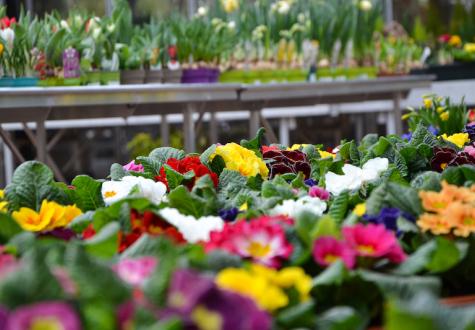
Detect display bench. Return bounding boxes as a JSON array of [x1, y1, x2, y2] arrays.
[[0, 76, 434, 181]]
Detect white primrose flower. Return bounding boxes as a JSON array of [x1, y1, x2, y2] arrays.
[[270, 196, 327, 218], [325, 158, 389, 196], [159, 208, 224, 243], [101, 176, 167, 205]]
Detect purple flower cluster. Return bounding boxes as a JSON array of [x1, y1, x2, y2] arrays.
[[161, 269, 271, 330], [363, 207, 415, 236]]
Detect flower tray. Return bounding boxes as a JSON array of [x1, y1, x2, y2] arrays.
[[0, 77, 38, 87], [410, 62, 475, 81]]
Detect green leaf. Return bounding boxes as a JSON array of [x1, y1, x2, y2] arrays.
[[358, 270, 441, 298], [163, 165, 187, 190], [329, 192, 349, 222], [71, 175, 105, 211], [312, 260, 348, 289], [426, 238, 468, 273], [5, 161, 56, 211], [0, 247, 63, 308], [83, 222, 120, 259], [149, 147, 185, 162], [277, 301, 317, 329], [68, 211, 94, 233], [410, 122, 438, 148], [136, 156, 163, 177], [411, 172, 442, 191], [240, 127, 265, 156], [199, 144, 217, 166], [316, 306, 366, 330], [311, 215, 341, 240], [365, 183, 387, 215], [441, 165, 475, 186], [65, 244, 130, 304], [0, 213, 22, 244], [385, 183, 423, 217], [167, 186, 204, 218], [110, 163, 127, 180]]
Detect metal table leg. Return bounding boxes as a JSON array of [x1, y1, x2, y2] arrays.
[[209, 112, 218, 144], [249, 109, 260, 138], [36, 120, 47, 163], [161, 115, 170, 147], [393, 92, 403, 135], [183, 104, 196, 153], [279, 118, 290, 146]]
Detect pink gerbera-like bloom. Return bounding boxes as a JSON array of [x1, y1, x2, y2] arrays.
[[206, 216, 293, 267], [123, 160, 144, 172], [313, 236, 356, 269], [342, 224, 406, 264], [114, 256, 158, 287]]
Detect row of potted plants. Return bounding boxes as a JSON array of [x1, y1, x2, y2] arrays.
[[1, 95, 475, 328], [0, 0, 429, 87]]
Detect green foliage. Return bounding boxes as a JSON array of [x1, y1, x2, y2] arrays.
[[70, 175, 104, 211], [5, 161, 70, 211]]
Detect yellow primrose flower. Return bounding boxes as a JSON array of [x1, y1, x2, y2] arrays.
[[423, 98, 433, 109], [353, 203, 366, 217], [449, 35, 462, 47], [440, 133, 470, 148], [464, 43, 475, 53], [273, 267, 312, 301], [436, 107, 445, 114], [221, 0, 239, 13], [0, 43, 4, 56], [213, 143, 269, 179], [239, 202, 248, 211], [0, 190, 7, 212], [13, 200, 82, 232], [289, 144, 310, 151], [319, 150, 335, 159], [216, 267, 288, 312], [440, 111, 449, 121]]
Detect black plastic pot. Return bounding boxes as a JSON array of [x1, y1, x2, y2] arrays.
[[410, 62, 475, 81]]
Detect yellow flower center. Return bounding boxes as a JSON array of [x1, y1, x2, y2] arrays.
[[441, 163, 448, 170], [324, 254, 340, 264], [31, 317, 64, 330], [463, 217, 475, 226], [104, 191, 117, 198], [357, 245, 375, 255], [434, 202, 446, 209], [191, 305, 223, 330], [247, 241, 271, 258]]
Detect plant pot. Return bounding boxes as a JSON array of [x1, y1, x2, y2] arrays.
[[181, 68, 214, 84], [120, 69, 146, 85], [208, 68, 220, 83], [163, 68, 183, 84], [0, 77, 38, 87], [101, 71, 120, 85], [85, 71, 102, 85], [144, 69, 163, 84], [220, 70, 245, 83]]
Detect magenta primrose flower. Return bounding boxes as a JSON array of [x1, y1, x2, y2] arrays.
[[114, 256, 158, 287], [309, 186, 330, 201], [6, 301, 81, 330], [342, 223, 407, 264], [123, 160, 144, 172], [313, 236, 356, 269], [206, 216, 293, 268]]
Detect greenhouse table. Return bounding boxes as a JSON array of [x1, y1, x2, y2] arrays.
[[0, 76, 433, 181], [0, 83, 241, 179], [239, 75, 434, 138]]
